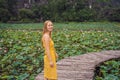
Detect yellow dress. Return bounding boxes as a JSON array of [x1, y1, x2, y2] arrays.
[[43, 38, 57, 79]]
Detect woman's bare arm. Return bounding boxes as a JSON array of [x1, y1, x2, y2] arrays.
[[43, 34, 53, 67]]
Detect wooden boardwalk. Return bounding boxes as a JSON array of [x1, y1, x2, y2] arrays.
[[35, 50, 120, 80]]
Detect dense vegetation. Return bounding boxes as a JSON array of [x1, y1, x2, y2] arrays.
[[0, 22, 120, 32], [0, 0, 120, 22], [0, 22, 120, 79], [95, 59, 120, 80]]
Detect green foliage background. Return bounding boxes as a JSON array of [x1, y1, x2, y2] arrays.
[[0, 0, 120, 22], [95, 59, 120, 80]]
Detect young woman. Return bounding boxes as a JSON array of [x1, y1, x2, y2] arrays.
[[42, 20, 58, 80]]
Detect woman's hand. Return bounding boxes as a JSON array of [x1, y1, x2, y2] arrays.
[[50, 61, 54, 67]]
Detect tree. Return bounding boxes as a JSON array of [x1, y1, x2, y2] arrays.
[[0, 0, 17, 22], [0, 0, 10, 22]]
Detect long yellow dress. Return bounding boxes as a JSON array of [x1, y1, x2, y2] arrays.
[[43, 38, 57, 79]]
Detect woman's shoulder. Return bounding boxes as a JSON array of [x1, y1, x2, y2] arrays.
[[42, 34, 50, 41]]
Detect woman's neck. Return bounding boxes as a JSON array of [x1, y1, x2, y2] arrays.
[[45, 31, 50, 35], [45, 31, 51, 38]]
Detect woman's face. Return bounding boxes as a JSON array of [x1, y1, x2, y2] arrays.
[[47, 22, 53, 32]]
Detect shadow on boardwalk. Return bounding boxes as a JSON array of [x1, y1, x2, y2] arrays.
[[35, 50, 120, 80]]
